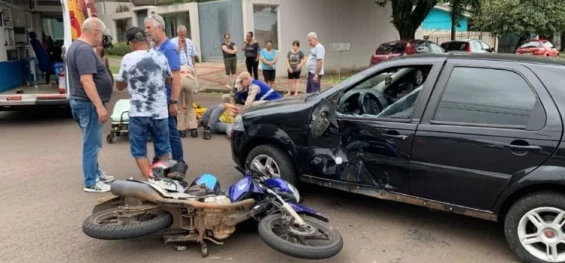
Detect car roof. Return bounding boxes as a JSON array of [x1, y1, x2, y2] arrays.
[[395, 52, 565, 67]]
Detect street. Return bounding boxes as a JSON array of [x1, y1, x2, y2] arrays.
[[0, 91, 519, 263]]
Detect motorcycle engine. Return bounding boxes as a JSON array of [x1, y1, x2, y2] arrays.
[[202, 195, 235, 240]]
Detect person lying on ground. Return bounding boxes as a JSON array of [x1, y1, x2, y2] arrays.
[[115, 27, 172, 179], [230, 71, 283, 110], [200, 94, 240, 140]]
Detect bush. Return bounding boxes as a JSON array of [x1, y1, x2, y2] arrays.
[[105, 42, 130, 57]]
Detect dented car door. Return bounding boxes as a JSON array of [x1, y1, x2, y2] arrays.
[[306, 61, 445, 193]]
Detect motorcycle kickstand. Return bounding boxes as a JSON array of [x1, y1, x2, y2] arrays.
[[200, 242, 208, 257]]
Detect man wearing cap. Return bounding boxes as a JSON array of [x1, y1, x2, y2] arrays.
[[115, 27, 172, 179], [144, 14, 185, 164], [229, 71, 283, 112]]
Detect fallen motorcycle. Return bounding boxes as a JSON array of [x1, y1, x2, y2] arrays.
[[82, 160, 343, 260]]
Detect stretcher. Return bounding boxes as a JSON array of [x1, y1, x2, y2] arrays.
[[106, 99, 208, 144]]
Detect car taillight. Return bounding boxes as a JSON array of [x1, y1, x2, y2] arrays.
[[58, 71, 66, 94], [405, 43, 415, 54], [466, 44, 471, 52]]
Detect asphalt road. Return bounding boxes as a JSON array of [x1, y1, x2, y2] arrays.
[[0, 91, 519, 263]]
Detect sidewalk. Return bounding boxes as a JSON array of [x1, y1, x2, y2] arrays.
[[108, 57, 336, 94]]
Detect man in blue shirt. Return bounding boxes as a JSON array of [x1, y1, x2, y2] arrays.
[[144, 14, 185, 164]]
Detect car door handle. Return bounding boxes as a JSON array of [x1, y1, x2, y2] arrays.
[[381, 133, 408, 140], [504, 142, 542, 152]]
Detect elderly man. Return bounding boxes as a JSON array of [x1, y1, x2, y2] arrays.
[[115, 27, 172, 179], [171, 25, 199, 138], [306, 32, 325, 93], [230, 71, 282, 111], [144, 14, 185, 164], [66, 17, 115, 193]]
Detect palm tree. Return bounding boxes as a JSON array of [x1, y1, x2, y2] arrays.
[[448, 0, 481, 40]]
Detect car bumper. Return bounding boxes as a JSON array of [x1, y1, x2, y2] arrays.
[[230, 130, 249, 168]]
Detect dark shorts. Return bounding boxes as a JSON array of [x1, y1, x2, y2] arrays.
[[288, 70, 301, 79], [306, 72, 322, 93], [263, 69, 276, 82], [224, 57, 237, 75], [129, 117, 171, 158]]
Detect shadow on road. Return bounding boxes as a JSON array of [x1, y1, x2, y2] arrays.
[[0, 107, 73, 125]]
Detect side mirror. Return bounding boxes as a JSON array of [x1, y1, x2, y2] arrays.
[[310, 98, 337, 138]]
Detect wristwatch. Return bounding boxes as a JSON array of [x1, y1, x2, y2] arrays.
[[169, 100, 178, 105]]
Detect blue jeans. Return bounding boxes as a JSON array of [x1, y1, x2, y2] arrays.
[[129, 117, 171, 158], [153, 114, 184, 163], [70, 99, 103, 187]]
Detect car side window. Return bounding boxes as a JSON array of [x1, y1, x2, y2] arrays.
[[433, 67, 538, 127], [416, 41, 429, 53], [338, 65, 434, 120], [429, 43, 444, 53], [471, 41, 482, 50], [479, 41, 490, 50]]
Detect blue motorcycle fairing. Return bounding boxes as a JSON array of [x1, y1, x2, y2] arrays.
[[264, 178, 293, 194], [227, 176, 263, 202], [290, 203, 329, 222]]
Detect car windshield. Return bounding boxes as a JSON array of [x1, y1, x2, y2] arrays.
[[519, 41, 542, 48], [376, 42, 406, 54], [441, 41, 469, 51]]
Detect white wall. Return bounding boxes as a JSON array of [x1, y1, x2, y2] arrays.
[[242, 0, 408, 76]]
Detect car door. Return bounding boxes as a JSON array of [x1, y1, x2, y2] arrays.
[[306, 58, 445, 194], [409, 59, 562, 211]]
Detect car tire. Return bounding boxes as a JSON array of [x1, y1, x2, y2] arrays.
[[245, 145, 298, 186], [504, 191, 565, 263]]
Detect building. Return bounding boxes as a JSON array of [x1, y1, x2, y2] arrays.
[[422, 3, 471, 32], [97, 0, 424, 76]]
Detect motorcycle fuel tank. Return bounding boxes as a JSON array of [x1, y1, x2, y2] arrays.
[[227, 176, 263, 202]]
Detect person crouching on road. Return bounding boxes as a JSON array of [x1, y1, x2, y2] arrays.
[[115, 27, 172, 179], [230, 71, 283, 110], [200, 94, 240, 140]]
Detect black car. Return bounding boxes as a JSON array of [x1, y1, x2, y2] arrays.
[[230, 53, 565, 263]]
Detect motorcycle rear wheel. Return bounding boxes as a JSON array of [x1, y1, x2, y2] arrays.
[[258, 213, 343, 259], [82, 207, 172, 240]]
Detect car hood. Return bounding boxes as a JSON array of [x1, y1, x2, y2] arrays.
[[241, 95, 314, 119]]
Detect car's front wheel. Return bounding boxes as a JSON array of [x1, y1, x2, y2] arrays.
[[504, 192, 565, 263], [245, 145, 297, 186]]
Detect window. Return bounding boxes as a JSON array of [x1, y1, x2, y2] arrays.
[[429, 43, 444, 53], [543, 41, 554, 49], [434, 67, 538, 127], [339, 65, 433, 120], [479, 41, 491, 50], [253, 4, 279, 49], [415, 41, 429, 53]]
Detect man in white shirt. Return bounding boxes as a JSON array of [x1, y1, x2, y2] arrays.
[[171, 25, 199, 138], [306, 32, 325, 93]]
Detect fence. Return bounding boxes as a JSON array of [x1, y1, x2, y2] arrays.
[[423, 30, 498, 51]]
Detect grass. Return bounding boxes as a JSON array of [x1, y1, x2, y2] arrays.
[[324, 71, 358, 85], [109, 65, 120, 74]]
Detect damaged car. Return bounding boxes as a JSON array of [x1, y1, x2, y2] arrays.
[[230, 52, 565, 263]]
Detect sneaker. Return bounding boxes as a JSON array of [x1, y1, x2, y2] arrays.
[[99, 170, 115, 183], [190, 129, 198, 138], [84, 180, 111, 193], [203, 127, 211, 140]]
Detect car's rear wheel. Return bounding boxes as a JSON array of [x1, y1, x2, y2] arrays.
[[504, 192, 565, 263], [245, 145, 297, 186]]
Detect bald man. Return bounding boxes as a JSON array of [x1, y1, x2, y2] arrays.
[[66, 17, 115, 193]]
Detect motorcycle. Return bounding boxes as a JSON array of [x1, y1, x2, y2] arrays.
[[82, 160, 343, 260]]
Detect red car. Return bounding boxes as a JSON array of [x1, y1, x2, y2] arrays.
[[370, 39, 444, 66], [515, 39, 560, 57]]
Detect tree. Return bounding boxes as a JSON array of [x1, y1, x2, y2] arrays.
[[447, 0, 480, 40], [376, 0, 438, 40], [473, 0, 565, 51]]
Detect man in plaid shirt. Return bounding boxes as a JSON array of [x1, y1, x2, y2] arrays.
[[171, 25, 200, 138]]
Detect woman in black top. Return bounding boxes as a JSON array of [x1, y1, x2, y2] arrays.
[[221, 33, 238, 89], [242, 31, 260, 80]]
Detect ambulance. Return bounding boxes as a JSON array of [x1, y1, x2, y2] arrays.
[[0, 0, 111, 110]]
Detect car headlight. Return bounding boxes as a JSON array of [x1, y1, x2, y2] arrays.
[[232, 114, 244, 131]]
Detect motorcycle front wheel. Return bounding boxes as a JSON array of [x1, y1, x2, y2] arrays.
[[82, 207, 172, 240], [258, 213, 343, 259]]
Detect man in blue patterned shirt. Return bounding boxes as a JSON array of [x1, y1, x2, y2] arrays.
[[171, 25, 200, 138]]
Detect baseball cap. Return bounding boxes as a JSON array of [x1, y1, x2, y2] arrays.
[[125, 27, 147, 44]]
